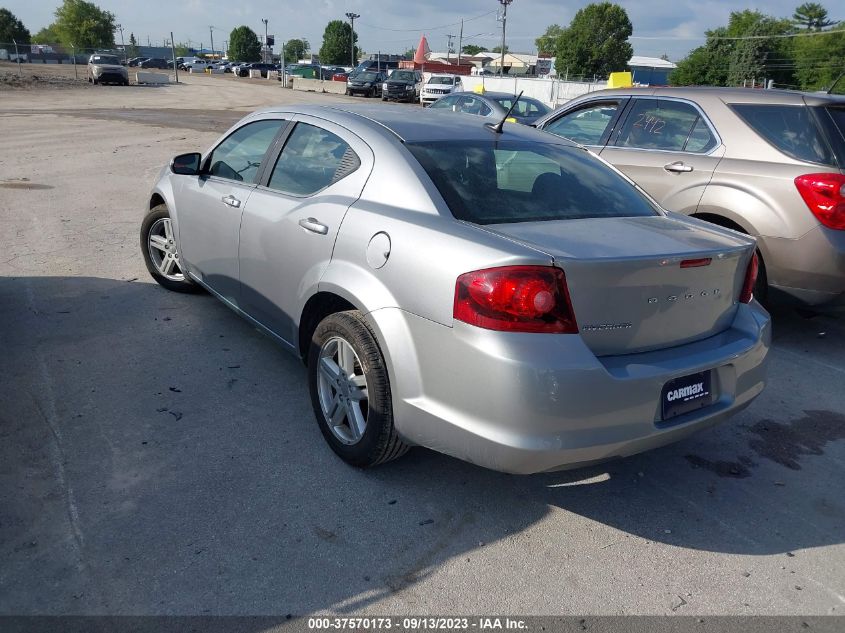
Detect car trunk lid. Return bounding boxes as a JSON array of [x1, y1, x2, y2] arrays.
[[484, 215, 754, 356]]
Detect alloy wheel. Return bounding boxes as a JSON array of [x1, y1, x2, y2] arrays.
[[317, 336, 369, 445], [147, 217, 185, 282]]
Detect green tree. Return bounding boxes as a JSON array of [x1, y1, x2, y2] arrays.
[[554, 2, 633, 78], [671, 10, 795, 87], [793, 26, 845, 89], [535, 24, 564, 56], [228, 25, 261, 62], [319, 20, 358, 65], [461, 44, 487, 55], [283, 38, 309, 63], [53, 0, 115, 49], [128, 32, 138, 57], [491, 45, 509, 53], [401, 46, 415, 59], [33, 24, 61, 43], [793, 2, 835, 30], [0, 8, 30, 45]]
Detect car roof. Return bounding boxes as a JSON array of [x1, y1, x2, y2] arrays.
[[250, 104, 571, 144], [578, 86, 845, 107]]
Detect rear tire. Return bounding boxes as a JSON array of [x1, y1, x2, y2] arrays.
[[308, 311, 409, 468], [140, 204, 202, 294]]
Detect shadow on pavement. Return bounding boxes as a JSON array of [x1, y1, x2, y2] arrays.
[[1, 276, 842, 614]]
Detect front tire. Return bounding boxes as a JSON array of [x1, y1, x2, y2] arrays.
[[140, 204, 202, 293], [308, 311, 409, 468]]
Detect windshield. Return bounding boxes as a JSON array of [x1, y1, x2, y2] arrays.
[[390, 71, 415, 81], [355, 72, 378, 81], [407, 140, 659, 224], [429, 76, 456, 85], [92, 55, 120, 65], [491, 96, 550, 118]]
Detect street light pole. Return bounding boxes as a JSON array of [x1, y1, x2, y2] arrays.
[[498, 0, 513, 76], [209, 26, 215, 59], [261, 18, 269, 63], [345, 12, 359, 68], [116, 23, 125, 62]]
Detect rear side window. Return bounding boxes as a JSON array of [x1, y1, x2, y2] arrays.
[[407, 140, 659, 225], [267, 123, 360, 196], [614, 99, 716, 153], [732, 104, 836, 166]]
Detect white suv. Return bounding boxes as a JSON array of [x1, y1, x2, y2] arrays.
[[420, 74, 463, 106]]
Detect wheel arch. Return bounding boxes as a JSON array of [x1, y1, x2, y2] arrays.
[[297, 291, 358, 364]]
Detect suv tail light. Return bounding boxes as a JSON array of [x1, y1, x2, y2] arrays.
[[794, 173, 845, 230], [454, 266, 578, 333], [739, 252, 759, 304]]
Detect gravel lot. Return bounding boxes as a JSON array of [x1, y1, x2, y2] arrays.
[[1, 65, 844, 616]]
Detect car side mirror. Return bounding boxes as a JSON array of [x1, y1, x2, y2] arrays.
[[170, 152, 201, 175]]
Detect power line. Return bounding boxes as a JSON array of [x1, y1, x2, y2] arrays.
[[356, 9, 496, 33]]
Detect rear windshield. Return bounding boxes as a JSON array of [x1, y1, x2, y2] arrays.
[[731, 104, 837, 166], [407, 140, 659, 224]]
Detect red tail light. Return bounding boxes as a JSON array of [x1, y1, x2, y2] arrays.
[[454, 266, 578, 333], [795, 173, 845, 230], [739, 252, 759, 304]]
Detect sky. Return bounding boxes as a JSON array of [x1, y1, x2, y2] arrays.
[[5, 0, 821, 61]]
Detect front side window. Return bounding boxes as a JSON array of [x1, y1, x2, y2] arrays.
[[732, 104, 837, 166], [267, 123, 360, 196], [544, 102, 621, 145], [614, 99, 716, 153], [407, 140, 659, 224], [206, 119, 284, 183]]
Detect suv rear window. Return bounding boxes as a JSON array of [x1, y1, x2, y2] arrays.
[[731, 104, 837, 166], [407, 140, 659, 224]]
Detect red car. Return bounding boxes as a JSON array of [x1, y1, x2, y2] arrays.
[[332, 72, 349, 82]]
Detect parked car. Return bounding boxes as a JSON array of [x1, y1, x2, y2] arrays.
[[139, 58, 168, 69], [332, 71, 349, 82], [420, 74, 463, 106], [429, 91, 551, 125], [346, 71, 386, 97], [320, 65, 347, 80], [140, 104, 769, 473], [87, 54, 128, 85], [235, 62, 276, 78], [126, 57, 147, 67], [381, 69, 422, 103], [534, 87, 845, 308], [182, 58, 209, 72]]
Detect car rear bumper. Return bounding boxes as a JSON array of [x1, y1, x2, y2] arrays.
[[761, 225, 845, 306], [370, 302, 770, 474]]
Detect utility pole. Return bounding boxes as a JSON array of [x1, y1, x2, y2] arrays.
[[457, 20, 463, 65], [498, 0, 513, 76], [261, 18, 268, 63], [345, 13, 360, 68], [116, 24, 125, 62], [446, 33, 455, 63], [171, 32, 179, 83], [209, 26, 215, 59]]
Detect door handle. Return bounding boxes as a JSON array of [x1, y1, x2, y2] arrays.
[[299, 218, 329, 235], [664, 161, 694, 173], [221, 194, 241, 208]]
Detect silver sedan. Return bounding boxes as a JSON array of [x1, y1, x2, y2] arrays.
[[140, 104, 770, 474]]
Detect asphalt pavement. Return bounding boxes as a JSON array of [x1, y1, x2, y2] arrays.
[[0, 77, 843, 616]]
